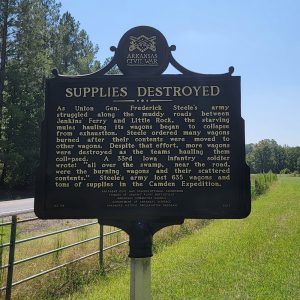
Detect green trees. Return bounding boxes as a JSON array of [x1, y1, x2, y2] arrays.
[[0, 0, 19, 185], [53, 11, 100, 74], [297, 157, 300, 173], [284, 146, 300, 172], [246, 139, 300, 174], [0, 0, 100, 187]]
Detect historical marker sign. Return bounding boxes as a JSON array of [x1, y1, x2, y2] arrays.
[[35, 26, 251, 220]]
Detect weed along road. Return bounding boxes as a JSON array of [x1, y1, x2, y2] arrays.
[[0, 198, 34, 216]]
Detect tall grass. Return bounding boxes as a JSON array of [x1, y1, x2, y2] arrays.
[[0, 219, 208, 300], [251, 171, 277, 199]]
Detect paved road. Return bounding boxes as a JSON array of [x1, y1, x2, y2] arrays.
[[0, 198, 34, 217]]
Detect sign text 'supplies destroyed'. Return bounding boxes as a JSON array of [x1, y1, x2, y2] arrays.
[[35, 26, 251, 221]]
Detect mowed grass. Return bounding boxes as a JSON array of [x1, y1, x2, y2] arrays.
[[65, 176, 300, 300]]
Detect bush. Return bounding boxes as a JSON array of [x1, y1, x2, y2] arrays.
[[280, 168, 291, 174], [252, 172, 277, 200]]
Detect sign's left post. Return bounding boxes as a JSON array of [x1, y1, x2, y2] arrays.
[[130, 257, 151, 300]]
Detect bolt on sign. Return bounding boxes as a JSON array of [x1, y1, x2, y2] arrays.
[[35, 26, 251, 221]]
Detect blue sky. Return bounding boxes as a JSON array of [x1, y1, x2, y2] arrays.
[[60, 0, 300, 146]]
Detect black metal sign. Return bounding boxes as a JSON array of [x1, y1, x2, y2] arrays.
[[35, 26, 251, 223]]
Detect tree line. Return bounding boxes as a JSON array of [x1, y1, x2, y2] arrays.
[[246, 139, 300, 174], [0, 0, 102, 188]]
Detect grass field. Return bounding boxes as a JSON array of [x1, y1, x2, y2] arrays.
[[64, 176, 300, 300], [0, 217, 207, 299]]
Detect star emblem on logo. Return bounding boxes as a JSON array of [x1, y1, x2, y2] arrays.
[[129, 35, 157, 52]]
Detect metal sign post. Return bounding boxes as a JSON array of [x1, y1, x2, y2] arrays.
[[127, 221, 153, 300], [130, 257, 151, 300], [98, 219, 183, 300]]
